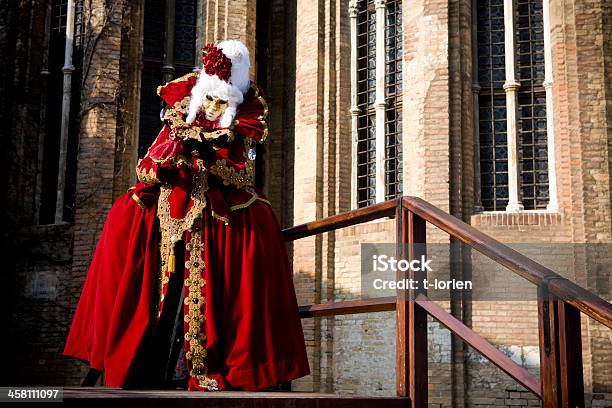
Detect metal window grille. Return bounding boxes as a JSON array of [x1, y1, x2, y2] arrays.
[[51, 0, 68, 34], [477, 0, 509, 211], [477, 0, 548, 211], [356, 0, 377, 208], [356, 0, 403, 208], [74, 0, 84, 49], [517, 0, 548, 209], [40, 0, 70, 223], [174, 0, 196, 68], [384, 0, 403, 200]]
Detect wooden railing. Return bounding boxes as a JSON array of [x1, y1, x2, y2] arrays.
[[285, 196, 612, 408]]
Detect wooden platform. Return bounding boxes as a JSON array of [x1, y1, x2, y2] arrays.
[[63, 387, 411, 408]]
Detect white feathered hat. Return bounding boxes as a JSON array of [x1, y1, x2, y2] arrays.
[[186, 40, 251, 128]]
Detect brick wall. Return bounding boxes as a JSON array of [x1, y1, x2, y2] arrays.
[[572, 0, 612, 394], [291, 0, 325, 391], [5, 223, 76, 386], [333, 221, 397, 395]]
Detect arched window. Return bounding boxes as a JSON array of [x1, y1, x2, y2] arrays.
[[475, 0, 552, 211]]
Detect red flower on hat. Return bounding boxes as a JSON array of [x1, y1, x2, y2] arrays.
[[201, 43, 232, 82]]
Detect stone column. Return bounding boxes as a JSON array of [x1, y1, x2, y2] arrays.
[[162, 0, 176, 82], [54, 0, 76, 223], [503, 0, 523, 212], [349, 0, 359, 208], [542, 0, 558, 212], [374, 0, 386, 203]]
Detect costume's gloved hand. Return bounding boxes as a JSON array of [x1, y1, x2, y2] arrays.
[[183, 137, 216, 163], [209, 132, 230, 147], [201, 129, 233, 147]]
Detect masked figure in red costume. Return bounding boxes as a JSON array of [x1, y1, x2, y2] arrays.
[[63, 40, 310, 391]]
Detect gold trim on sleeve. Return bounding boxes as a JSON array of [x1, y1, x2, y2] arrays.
[[150, 153, 191, 166], [136, 165, 161, 185], [208, 138, 255, 189], [131, 193, 146, 210], [209, 159, 254, 189]]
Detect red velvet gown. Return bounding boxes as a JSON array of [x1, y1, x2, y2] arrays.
[[63, 73, 310, 391]]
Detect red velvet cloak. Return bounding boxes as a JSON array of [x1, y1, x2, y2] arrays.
[[63, 74, 310, 390]]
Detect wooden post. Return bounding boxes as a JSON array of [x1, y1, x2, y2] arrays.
[[396, 200, 409, 397], [396, 199, 428, 406], [538, 289, 560, 408], [538, 286, 585, 408], [557, 301, 585, 407]]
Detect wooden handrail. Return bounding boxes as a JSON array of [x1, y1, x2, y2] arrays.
[[402, 196, 612, 329], [283, 200, 397, 241], [284, 195, 611, 407], [298, 296, 396, 318], [283, 196, 611, 329]]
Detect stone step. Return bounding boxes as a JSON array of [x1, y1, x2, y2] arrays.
[[63, 387, 411, 408]]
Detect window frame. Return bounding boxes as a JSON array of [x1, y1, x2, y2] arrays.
[[350, 0, 404, 210]]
